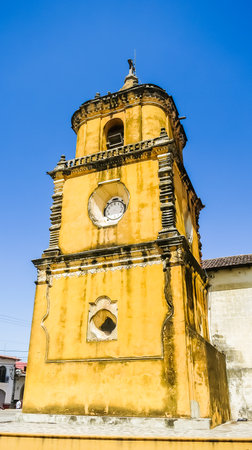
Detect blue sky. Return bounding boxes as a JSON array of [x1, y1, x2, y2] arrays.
[[0, 0, 251, 360]]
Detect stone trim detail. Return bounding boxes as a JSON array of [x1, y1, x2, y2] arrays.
[[34, 241, 163, 276], [35, 238, 206, 283], [87, 296, 118, 342], [47, 136, 202, 220], [157, 140, 179, 239], [43, 158, 66, 256], [48, 135, 174, 178], [45, 356, 163, 364], [158, 236, 207, 282]]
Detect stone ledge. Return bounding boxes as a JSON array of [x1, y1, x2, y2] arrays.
[[17, 412, 211, 431]]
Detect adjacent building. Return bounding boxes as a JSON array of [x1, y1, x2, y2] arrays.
[[203, 255, 252, 420], [0, 356, 27, 408], [13, 362, 27, 405], [0, 356, 19, 408]]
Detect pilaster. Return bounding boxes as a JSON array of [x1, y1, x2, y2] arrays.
[[157, 133, 179, 239], [43, 156, 66, 257]]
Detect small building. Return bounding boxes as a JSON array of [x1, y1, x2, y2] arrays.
[[203, 254, 252, 420], [0, 355, 19, 408], [13, 362, 27, 405]]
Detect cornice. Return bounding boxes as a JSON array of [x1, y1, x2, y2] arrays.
[[34, 236, 206, 283], [71, 83, 187, 151], [33, 241, 162, 280], [48, 133, 176, 179], [158, 236, 207, 282]]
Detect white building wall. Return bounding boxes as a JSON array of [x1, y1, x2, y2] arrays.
[[0, 359, 16, 406], [207, 266, 252, 419], [14, 376, 25, 401]]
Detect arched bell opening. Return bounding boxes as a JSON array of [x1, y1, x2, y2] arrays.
[[103, 118, 124, 150]]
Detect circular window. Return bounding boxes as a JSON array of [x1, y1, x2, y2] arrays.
[[88, 181, 129, 227]]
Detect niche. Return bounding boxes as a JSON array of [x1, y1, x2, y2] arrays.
[[88, 180, 129, 227], [87, 296, 118, 342]]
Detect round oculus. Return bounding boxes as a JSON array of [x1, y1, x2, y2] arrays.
[[104, 197, 126, 220]]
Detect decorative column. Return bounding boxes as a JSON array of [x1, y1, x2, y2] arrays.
[[43, 155, 66, 256], [157, 136, 178, 239]]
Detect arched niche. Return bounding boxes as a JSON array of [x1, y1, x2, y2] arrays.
[[88, 180, 129, 228], [103, 118, 124, 150]]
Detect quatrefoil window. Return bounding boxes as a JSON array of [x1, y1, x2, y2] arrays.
[[87, 296, 118, 342]]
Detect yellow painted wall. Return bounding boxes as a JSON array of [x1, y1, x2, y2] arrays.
[[23, 264, 171, 416], [45, 264, 166, 361], [142, 105, 167, 141], [1, 435, 251, 450], [125, 104, 142, 144], [75, 103, 169, 157], [168, 263, 230, 425], [59, 159, 161, 254], [173, 163, 200, 263]]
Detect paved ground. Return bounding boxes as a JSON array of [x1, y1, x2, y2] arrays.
[[0, 410, 251, 438]]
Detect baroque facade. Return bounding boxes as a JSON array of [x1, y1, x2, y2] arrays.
[[23, 63, 230, 427]]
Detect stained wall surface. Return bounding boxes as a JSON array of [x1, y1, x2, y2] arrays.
[[59, 159, 161, 254], [75, 104, 169, 157], [23, 263, 172, 416], [0, 434, 251, 450], [207, 265, 252, 419]]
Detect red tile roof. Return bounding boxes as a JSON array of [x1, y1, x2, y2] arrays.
[[202, 254, 252, 270], [15, 362, 27, 370], [0, 355, 20, 361]]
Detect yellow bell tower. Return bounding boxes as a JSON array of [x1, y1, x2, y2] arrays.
[[23, 61, 230, 426]]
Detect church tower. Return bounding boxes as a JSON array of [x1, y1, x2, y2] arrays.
[[23, 62, 230, 426]]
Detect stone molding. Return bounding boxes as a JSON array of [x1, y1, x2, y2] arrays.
[[87, 296, 118, 342], [34, 241, 163, 280], [157, 144, 178, 240], [43, 165, 65, 257], [48, 134, 175, 179], [157, 235, 207, 283], [34, 238, 206, 283]]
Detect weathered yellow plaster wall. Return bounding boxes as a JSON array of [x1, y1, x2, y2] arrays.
[[1, 435, 251, 450], [168, 263, 227, 424], [125, 104, 142, 144], [85, 118, 101, 155], [142, 105, 167, 141], [75, 103, 169, 157], [45, 264, 167, 361], [59, 159, 161, 254], [169, 264, 191, 417], [75, 123, 86, 158], [23, 264, 171, 416], [173, 163, 200, 263]]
